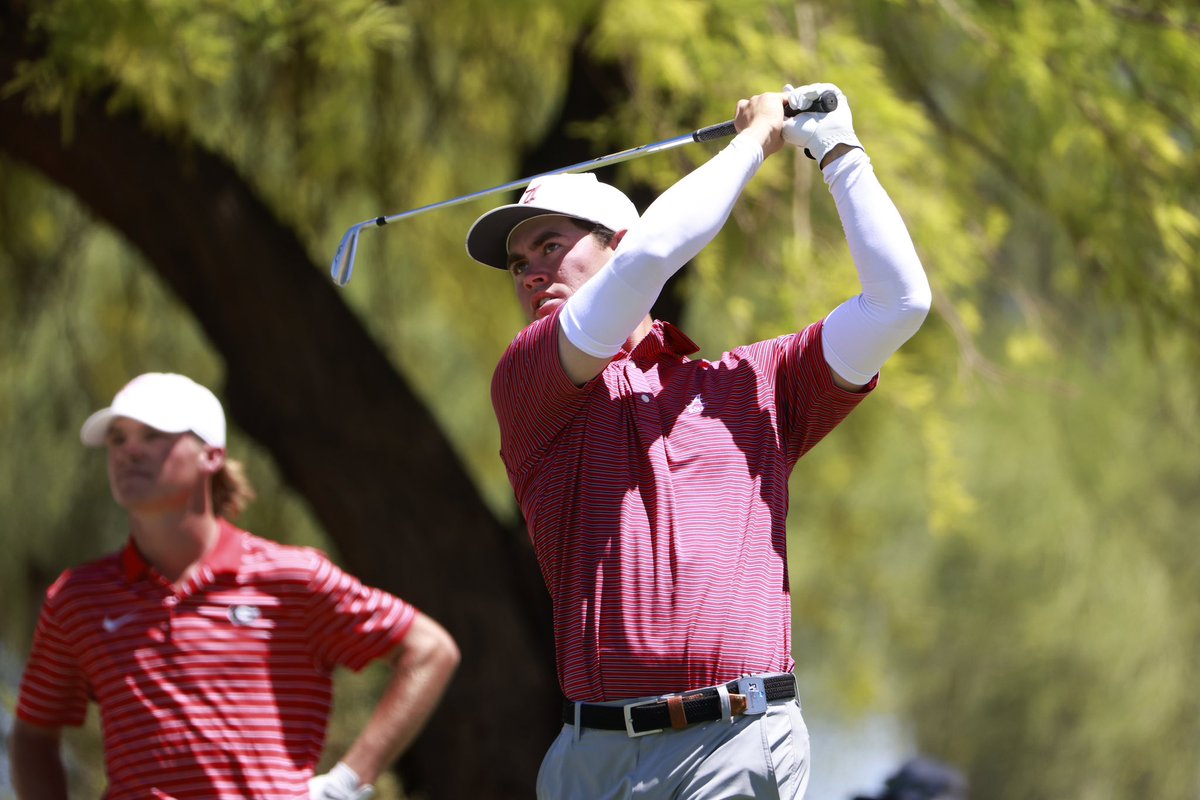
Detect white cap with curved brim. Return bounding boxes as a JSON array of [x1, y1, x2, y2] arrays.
[[80, 372, 226, 448], [465, 172, 640, 270]]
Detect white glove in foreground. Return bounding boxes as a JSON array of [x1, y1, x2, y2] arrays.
[[309, 762, 375, 800], [782, 82, 862, 163]]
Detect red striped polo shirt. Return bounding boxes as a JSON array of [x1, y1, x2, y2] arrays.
[[16, 521, 415, 799], [492, 310, 874, 702]]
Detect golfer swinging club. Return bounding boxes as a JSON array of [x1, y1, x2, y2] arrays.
[[467, 83, 931, 798]]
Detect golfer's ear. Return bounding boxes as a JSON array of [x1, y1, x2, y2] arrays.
[[611, 229, 629, 250], [200, 446, 227, 475]]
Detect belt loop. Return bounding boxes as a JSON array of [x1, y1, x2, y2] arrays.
[[716, 683, 732, 723], [573, 701, 582, 742]]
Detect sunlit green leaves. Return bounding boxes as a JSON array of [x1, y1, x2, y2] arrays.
[[3, 0, 1200, 795]]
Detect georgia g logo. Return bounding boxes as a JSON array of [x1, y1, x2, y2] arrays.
[[228, 604, 262, 626]]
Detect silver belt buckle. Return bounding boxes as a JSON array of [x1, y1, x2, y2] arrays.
[[622, 698, 664, 738], [736, 676, 769, 715]]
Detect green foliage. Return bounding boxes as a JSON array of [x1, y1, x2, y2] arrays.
[[891, 335, 1200, 799], [3, 0, 1199, 795]]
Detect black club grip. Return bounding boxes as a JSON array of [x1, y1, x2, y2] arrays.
[[691, 90, 838, 143], [805, 89, 839, 114]]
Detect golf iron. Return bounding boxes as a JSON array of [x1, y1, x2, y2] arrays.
[[330, 90, 837, 286]]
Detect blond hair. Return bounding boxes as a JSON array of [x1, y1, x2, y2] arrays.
[[212, 457, 256, 519]]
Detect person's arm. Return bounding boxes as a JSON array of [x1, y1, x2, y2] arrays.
[[310, 611, 460, 798], [10, 719, 69, 800], [819, 145, 931, 391], [783, 83, 931, 391], [557, 91, 786, 385]]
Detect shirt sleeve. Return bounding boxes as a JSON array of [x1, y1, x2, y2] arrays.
[[767, 319, 877, 467], [16, 578, 91, 728], [304, 553, 418, 673], [491, 305, 594, 489]]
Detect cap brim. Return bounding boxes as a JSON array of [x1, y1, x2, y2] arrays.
[[466, 205, 574, 270], [79, 408, 192, 447], [80, 408, 117, 446]]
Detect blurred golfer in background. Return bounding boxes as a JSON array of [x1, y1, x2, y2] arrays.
[[9, 372, 459, 799]]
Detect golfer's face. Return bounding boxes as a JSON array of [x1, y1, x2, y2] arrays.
[[507, 215, 614, 323], [103, 418, 215, 513]]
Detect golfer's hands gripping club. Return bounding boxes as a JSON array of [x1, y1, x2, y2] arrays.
[[693, 87, 837, 143], [309, 762, 374, 800], [734, 92, 790, 158], [782, 83, 862, 165]]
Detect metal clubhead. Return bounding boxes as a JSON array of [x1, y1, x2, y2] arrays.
[[331, 222, 370, 286]]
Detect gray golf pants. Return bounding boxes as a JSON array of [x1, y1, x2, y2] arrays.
[[536, 696, 810, 799]]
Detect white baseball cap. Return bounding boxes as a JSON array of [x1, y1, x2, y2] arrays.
[[80, 372, 226, 448], [465, 172, 640, 270]]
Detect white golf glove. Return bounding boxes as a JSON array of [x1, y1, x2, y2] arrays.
[[782, 82, 862, 164], [309, 762, 374, 800]]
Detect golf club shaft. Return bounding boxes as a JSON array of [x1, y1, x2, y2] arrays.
[[331, 90, 837, 285]]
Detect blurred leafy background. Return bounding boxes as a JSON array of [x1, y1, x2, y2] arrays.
[[1, 0, 1197, 797]]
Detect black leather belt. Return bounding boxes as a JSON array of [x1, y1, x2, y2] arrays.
[[562, 673, 797, 737]]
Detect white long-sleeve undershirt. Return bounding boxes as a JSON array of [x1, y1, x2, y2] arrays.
[[820, 148, 931, 385], [560, 134, 764, 358], [559, 140, 931, 383]]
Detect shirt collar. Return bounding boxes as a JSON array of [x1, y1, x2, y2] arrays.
[[625, 320, 700, 361], [119, 519, 243, 584]]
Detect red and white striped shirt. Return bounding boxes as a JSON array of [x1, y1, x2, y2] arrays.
[[16, 521, 415, 799], [492, 311, 873, 702]]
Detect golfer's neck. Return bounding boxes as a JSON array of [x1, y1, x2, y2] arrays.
[[627, 316, 655, 352], [128, 507, 221, 585]]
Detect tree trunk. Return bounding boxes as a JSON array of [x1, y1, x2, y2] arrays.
[[0, 12, 557, 798]]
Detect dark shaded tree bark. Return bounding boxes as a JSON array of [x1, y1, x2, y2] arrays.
[[0, 7, 556, 797]]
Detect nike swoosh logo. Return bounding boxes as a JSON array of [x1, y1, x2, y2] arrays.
[[102, 612, 138, 632]]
